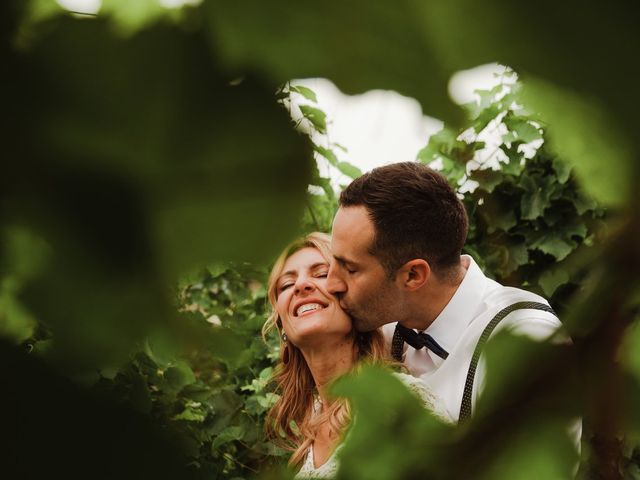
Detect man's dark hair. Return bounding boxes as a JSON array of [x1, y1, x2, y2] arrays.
[[339, 162, 468, 278]]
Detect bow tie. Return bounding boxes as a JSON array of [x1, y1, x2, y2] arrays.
[[391, 323, 449, 361]]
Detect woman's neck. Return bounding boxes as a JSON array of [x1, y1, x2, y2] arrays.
[[300, 336, 356, 406]]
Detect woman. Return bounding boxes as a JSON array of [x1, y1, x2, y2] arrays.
[[262, 232, 446, 478]]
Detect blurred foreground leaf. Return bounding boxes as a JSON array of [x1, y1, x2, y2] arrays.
[[333, 366, 453, 480], [2, 13, 311, 369]]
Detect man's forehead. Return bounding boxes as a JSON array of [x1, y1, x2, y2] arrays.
[[332, 206, 375, 256]]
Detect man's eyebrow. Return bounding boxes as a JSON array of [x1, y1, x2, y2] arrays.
[[333, 255, 356, 266]]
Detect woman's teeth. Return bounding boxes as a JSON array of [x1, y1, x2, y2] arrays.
[[296, 303, 323, 316]]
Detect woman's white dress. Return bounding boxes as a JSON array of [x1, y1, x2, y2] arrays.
[[296, 372, 450, 479]]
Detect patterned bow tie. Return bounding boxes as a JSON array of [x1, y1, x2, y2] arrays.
[[391, 323, 449, 361]]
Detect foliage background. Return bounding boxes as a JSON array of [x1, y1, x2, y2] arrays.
[[1, 1, 639, 479]]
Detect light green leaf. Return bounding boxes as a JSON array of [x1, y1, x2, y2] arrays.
[[505, 117, 542, 143], [314, 144, 339, 166], [473, 105, 501, 133], [337, 161, 362, 179], [173, 408, 206, 422], [290, 85, 318, 103], [299, 105, 327, 133]]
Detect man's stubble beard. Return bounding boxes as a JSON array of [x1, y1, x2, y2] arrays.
[[350, 285, 398, 333]]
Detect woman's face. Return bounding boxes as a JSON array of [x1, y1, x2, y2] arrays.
[[275, 247, 353, 348]]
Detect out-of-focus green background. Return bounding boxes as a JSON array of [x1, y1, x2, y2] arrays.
[[2, 1, 639, 479]]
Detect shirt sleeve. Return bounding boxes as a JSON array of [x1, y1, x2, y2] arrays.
[[499, 309, 568, 344]]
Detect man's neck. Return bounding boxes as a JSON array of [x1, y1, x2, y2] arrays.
[[400, 256, 469, 331]]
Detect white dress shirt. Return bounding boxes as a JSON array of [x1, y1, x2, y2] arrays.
[[382, 255, 564, 421]]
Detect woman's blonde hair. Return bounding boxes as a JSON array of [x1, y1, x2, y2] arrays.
[[262, 232, 389, 468]]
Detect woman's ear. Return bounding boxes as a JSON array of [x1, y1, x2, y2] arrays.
[[399, 259, 430, 291]]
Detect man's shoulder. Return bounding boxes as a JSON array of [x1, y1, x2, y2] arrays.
[[482, 284, 563, 341], [484, 279, 549, 305]]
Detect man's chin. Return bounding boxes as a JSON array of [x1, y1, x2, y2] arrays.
[[352, 315, 377, 333]]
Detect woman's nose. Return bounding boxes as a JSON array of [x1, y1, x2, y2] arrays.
[[294, 278, 316, 295]]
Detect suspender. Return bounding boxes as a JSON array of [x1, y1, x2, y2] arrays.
[[458, 301, 556, 423]]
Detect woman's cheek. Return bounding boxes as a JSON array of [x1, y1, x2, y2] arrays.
[[276, 296, 291, 327]]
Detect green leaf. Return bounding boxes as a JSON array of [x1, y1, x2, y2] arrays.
[[299, 105, 327, 133], [622, 322, 640, 385], [552, 157, 571, 184], [173, 408, 206, 422], [337, 161, 362, 179], [505, 117, 543, 143], [314, 144, 339, 166], [520, 175, 555, 220], [164, 361, 196, 393], [532, 235, 575, 261], [417, 127, 460, 164], [473, 105, 501, 133], [0, 278, 37, 343], [472, 169, 503, 193], [100, 0, 167, 34], [130, 374, 152, 414], [206, 327, 247, 364], [520, 79, 632, 207], [480, 196, 518, 234], [538, 268, 570, 297], [290, 85, 318, 103], [332, 366, 453, 479], [212, 425, 245, 450], [205, 0, 462, 125], [574, 192, 598, 215]]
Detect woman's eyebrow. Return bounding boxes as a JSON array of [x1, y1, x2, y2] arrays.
[[278, 262, 328, 282], [309, 262, 329, 270]]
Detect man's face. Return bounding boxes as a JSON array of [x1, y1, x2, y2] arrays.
[[327, 205, 401, 332]]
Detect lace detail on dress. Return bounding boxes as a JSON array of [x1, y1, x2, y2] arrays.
[[296, 443, 341, 479]]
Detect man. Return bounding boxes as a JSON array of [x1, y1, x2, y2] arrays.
[[326, 161, 567, 421]]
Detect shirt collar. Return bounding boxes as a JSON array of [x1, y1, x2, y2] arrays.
[[423, 255, 488, 363]]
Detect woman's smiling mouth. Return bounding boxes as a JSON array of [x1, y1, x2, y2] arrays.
[[294, 300, 328, 317]]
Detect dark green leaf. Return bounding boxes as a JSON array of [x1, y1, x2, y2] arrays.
[[538, 268, 570, 297]]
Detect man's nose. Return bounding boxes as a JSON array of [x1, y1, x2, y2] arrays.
[[326, 262, 347, 295]]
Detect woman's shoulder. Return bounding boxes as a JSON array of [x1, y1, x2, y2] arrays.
[[391, 372, 453, 422]]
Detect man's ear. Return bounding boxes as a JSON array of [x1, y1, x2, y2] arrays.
[[398, 259, 430, 291]]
